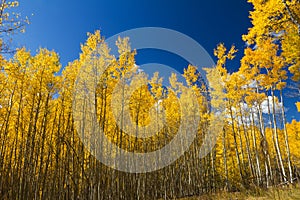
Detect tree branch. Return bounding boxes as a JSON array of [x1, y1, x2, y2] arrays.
[[282, 0, 300, 35]]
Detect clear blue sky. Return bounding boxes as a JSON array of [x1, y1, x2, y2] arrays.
[[14, 0, 299, 121]]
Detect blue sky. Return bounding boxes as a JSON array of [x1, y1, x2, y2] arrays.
[[14, 0, 299, 121], [15, 0, 252, 67]]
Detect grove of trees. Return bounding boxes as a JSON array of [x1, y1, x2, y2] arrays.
[[0, 0, 299, 199]]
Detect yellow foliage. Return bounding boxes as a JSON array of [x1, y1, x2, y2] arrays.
[[296, 102, 300, 112]]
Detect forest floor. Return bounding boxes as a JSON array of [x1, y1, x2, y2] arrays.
[[178, 185, 300, 200]]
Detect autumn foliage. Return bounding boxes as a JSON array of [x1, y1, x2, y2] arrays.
[[0, 0, 299, 199]]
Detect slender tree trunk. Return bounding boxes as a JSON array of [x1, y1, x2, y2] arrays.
[[229, 105, 244, 182], [250, 110, 262, 186], [222, 128, 229, 190], [280, 89, 293, 183], [270, 87, 287, 183]]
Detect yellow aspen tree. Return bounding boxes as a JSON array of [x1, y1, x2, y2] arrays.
[[243, 0, 300, 81]]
